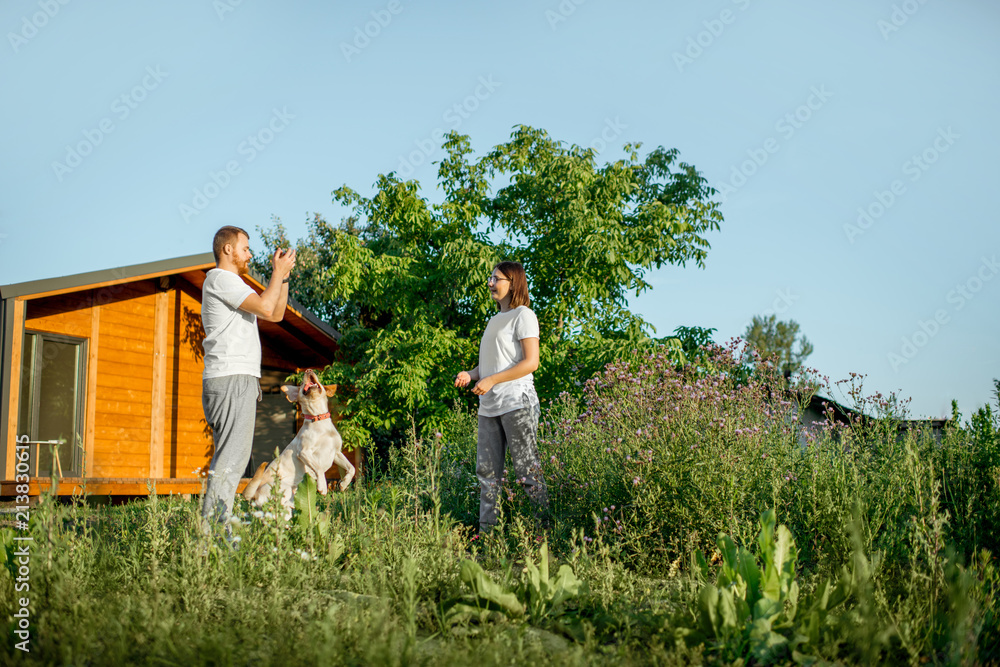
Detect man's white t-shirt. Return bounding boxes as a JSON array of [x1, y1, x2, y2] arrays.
[[201, 268, 261, 379], [478, 305, 540, 417]]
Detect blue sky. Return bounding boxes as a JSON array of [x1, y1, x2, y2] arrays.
[[2, 0, 998, 419]]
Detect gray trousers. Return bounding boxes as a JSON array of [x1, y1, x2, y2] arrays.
[[201, 374, 261, 526], [476, 404, 549, 530]]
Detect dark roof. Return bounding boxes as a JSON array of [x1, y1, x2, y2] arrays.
[[806, 393, 948, 430], [807, 394, 860, 424], [0, 253, 216, 299]]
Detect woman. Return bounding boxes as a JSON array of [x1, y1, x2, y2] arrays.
[[455, 261, 550, 533]]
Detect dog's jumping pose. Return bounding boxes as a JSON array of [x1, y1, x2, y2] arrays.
[[242, 370, 355, 516]]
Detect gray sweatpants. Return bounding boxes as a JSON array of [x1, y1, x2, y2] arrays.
[[201, 374, 261, 526], [476, 403, 549, 531]]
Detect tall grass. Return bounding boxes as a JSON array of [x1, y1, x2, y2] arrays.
[[2, 345, 998, 665]]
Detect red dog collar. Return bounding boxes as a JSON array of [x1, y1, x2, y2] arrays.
[[303, 412, 331, 422]]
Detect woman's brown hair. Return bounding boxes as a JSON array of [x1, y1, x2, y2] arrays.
[[494, 261, 530, 309]]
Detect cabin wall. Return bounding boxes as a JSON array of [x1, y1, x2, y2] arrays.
[[92, 281, 156, 477], [21, 278, 215, 479], [164, 281, 213, 477]]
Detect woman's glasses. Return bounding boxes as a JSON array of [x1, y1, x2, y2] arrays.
[[486, 275, 510, 285]]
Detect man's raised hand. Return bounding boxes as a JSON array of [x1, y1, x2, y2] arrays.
[[272, 248, 296, 278]]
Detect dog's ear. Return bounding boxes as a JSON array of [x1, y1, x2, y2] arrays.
[[281, 385, 300, 403], [324, 384, 338, 397]]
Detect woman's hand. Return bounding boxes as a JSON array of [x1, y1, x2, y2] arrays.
[[472, 376, 496, 396], [455, 371, 472, 388]]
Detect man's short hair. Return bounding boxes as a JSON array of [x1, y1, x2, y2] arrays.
[[212, 226, 249, 263]]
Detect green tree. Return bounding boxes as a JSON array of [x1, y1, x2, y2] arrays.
[[742, 314, 814, 381], [256, 126, 722, 447]]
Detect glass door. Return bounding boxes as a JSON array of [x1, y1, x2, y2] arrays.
[[17, 332, 87, 477]]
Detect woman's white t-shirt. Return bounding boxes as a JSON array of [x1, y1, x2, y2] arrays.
[[478, 305, 539, 417]]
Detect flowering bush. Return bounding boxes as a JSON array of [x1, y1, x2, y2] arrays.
[[537, 341, 817, 569]]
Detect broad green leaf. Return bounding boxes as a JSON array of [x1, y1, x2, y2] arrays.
[[314, 510, 330, 540], [734, 548, 760, 604], [328, 532, 345, 563], [697, 585, 722, 638], [757, 509, 777, 565], [458, 560, 524, 618], [749, 614, 788, 662], [717, 587, 740, 636], [717, 534, 739, 585], [548, 564, 587, 610], [759, 513, 797, 604], [293, 474, 318, 527]]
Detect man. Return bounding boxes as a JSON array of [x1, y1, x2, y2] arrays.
[[200, 225, 296, 530]]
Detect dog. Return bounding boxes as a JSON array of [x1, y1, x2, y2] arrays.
[[242, 369, 355, 517]]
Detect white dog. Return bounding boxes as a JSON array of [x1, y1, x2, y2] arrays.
[[242, 369, 355, 517]]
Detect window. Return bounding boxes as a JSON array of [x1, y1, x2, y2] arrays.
[[17, 332, 87, 477]]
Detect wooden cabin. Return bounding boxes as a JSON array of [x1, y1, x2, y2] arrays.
[[0, 253, 358, 498]]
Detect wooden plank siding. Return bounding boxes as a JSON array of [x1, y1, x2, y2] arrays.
[[91, 280, 156, 478], [84, 297, 99, 476], [3, 299, 25, 479], [163, 281, 213, 477], [149, 290, 168, 478]]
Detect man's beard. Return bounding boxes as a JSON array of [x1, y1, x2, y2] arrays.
[[236, 256, 250, 276]]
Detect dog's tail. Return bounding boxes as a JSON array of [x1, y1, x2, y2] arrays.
[[242, 462, 271, 501]]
